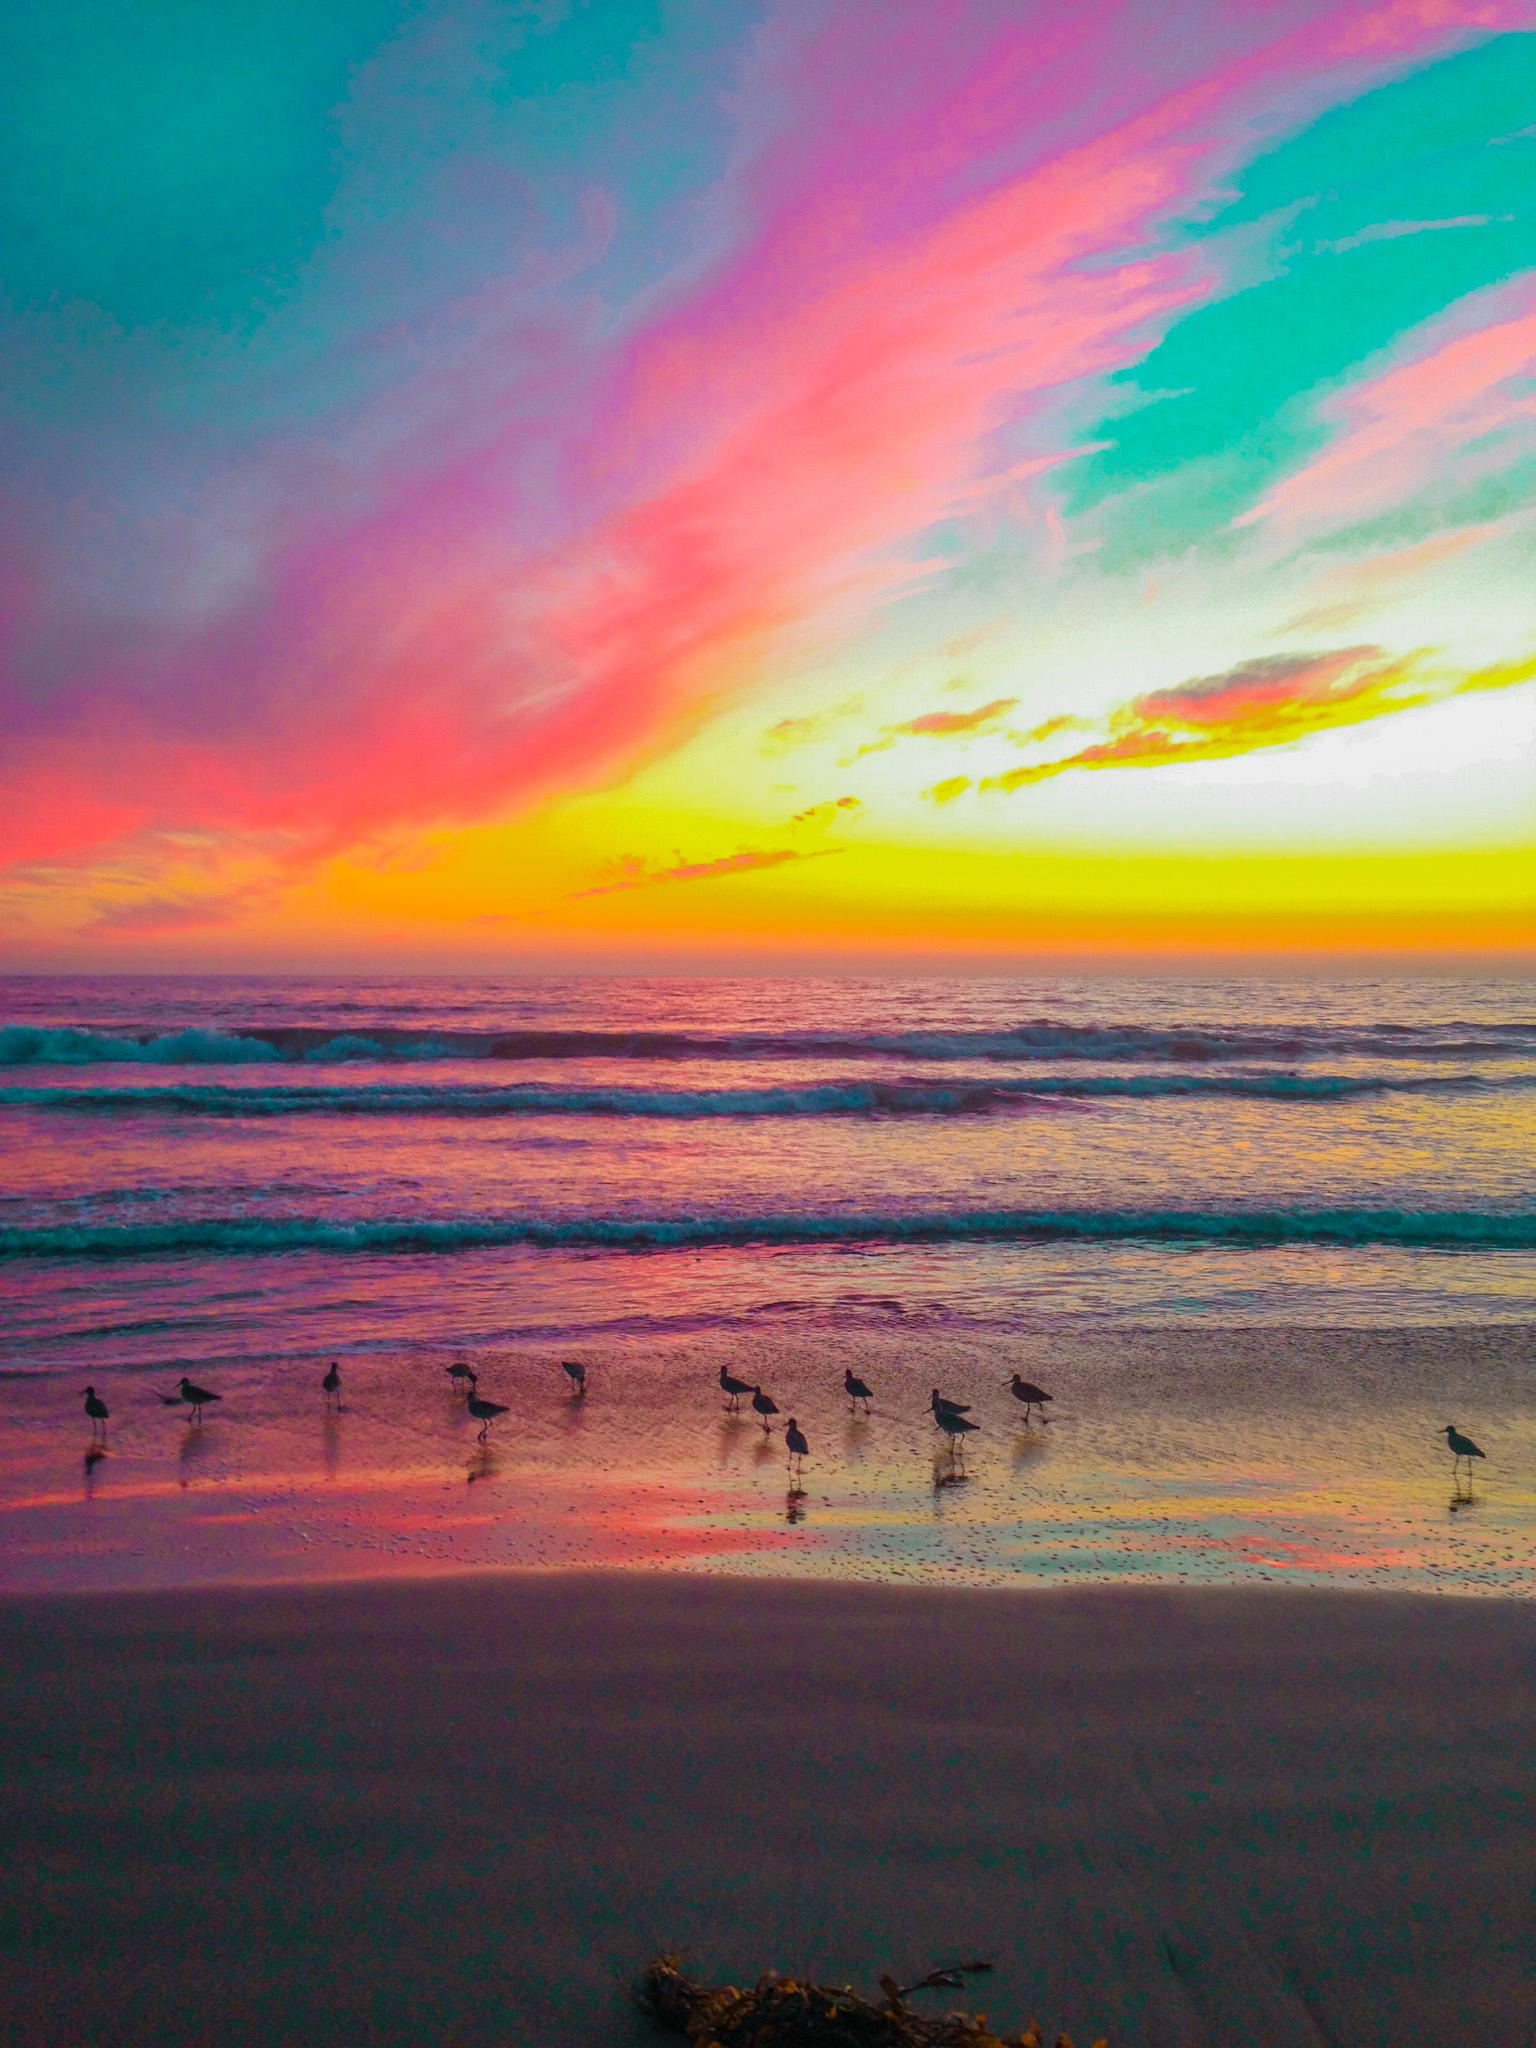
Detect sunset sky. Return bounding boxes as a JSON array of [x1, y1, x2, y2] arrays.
[[3, 0, 1534, 966]]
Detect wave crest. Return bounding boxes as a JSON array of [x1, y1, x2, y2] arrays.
[[2, 1208, 1530, 1259], [0, 1070, 1524, 1118], [3, 1020, 1533, 1066]]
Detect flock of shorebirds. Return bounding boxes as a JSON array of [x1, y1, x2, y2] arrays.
[[78, 1359, 1055, 1475], [78, 1370, 1490, 1486], [436, 1357, 1055, 1475]]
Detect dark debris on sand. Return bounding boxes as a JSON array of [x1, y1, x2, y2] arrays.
[[638, 1955, 1103, 2048]]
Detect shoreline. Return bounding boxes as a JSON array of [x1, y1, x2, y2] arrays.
[[4, 1572, 1534, 2047], [0, 1551, 1530, 1601], [4, 1323, 1532, 1599]]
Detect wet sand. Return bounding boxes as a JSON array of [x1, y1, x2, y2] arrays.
[[4, 1325, 1533, 1595], [3, 1572, 1534, 2048]]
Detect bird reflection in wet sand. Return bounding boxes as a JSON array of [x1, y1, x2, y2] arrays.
[[562, 1388, 589, 1433], [715, 1412, 750, 1465], [1012, 1429, 1050, 1474], [322, 1411, 341, 1481], [83, 1445, 107, 1494], [785, 1487, 808, 1524], [467, 1442, 500, 1485], [179, 1423, 211, 1471], [932, 1453, 969, 1495]]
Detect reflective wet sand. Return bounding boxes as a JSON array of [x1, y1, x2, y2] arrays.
[[5, 1323, 1532, 1595]]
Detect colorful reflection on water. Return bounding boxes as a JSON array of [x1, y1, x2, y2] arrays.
[[4, 1325, 1531, 1596]]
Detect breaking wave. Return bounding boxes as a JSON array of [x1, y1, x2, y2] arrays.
[[2, 1208, 1531, 1259], [4, 1020, 1535, 1066], [0, 1071, 1527, 1118], [0, 1026, 450, 1066]]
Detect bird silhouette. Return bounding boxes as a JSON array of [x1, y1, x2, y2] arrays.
[[83, 1386, 109, 1438], [751, 1386, 780, 1432], [843, 1368, 873, 1415], [718, 1365, 752, 1412], [445, 1361, 477, 1395], [930, 1388, 970, 1422], [561, 1359, 586, 1397], [1444, 1425, 1486, 1476], [178, 1377, 220, 1422], [785, 1417, 809, 1477], [467, 1390, 509, 1442], [322, 1362, 341, 1409], [1007, 1373, 1052, 1424], [935, 1407, 978, 1467]]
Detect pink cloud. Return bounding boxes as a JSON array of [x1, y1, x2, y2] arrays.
[[856, 697, 1019, 758], [85, 886, 273, 935], [2, 0, 1520, 885], [896, 699, 1019, 739], [1280, 520, 1508, 628], [956, 639, 1536, 797], [1239, 275, 1536, 532], [790, 797, 862, 826]]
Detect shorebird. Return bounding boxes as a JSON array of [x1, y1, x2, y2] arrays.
[[718, 1365, 752, 1412], [785, 1417, 808, 1478], [935, 1407, 978, 1467], [322, 1362, 341, 1409], [178, 1377, 220, 1423], [467, 1390, 509, 1441], [844, 1368, 873, 1415], [445, 1361, 477, 1395], [930, 1388, 970, 1423], [1007, 1373, 1052, 1424], [83, 1386, 109, 1438], [1444, 1425, 1486, 1477], [561, 1359, 586, 1397], [751, 1386, 780, 1432]]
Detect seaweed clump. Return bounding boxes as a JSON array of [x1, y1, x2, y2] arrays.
[[638, 1954, 1104, 2048]]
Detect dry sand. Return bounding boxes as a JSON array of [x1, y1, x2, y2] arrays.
[[2, 1572, 1533, 2047]]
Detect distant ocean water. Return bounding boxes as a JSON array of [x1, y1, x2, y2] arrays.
[[2, 973, 1533, 1374]]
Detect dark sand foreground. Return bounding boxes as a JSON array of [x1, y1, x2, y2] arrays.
[[1, 1576, 1532, 2048]]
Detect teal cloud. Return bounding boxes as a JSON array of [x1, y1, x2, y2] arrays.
[[1067, 34, 1536, 540]]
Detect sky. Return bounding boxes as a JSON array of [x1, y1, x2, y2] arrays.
[[2, 0, 1534, 969]]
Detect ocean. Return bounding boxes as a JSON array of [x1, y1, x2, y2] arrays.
[[2, 972, 1532, 1595], [3, 972, 1532, 1371]]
